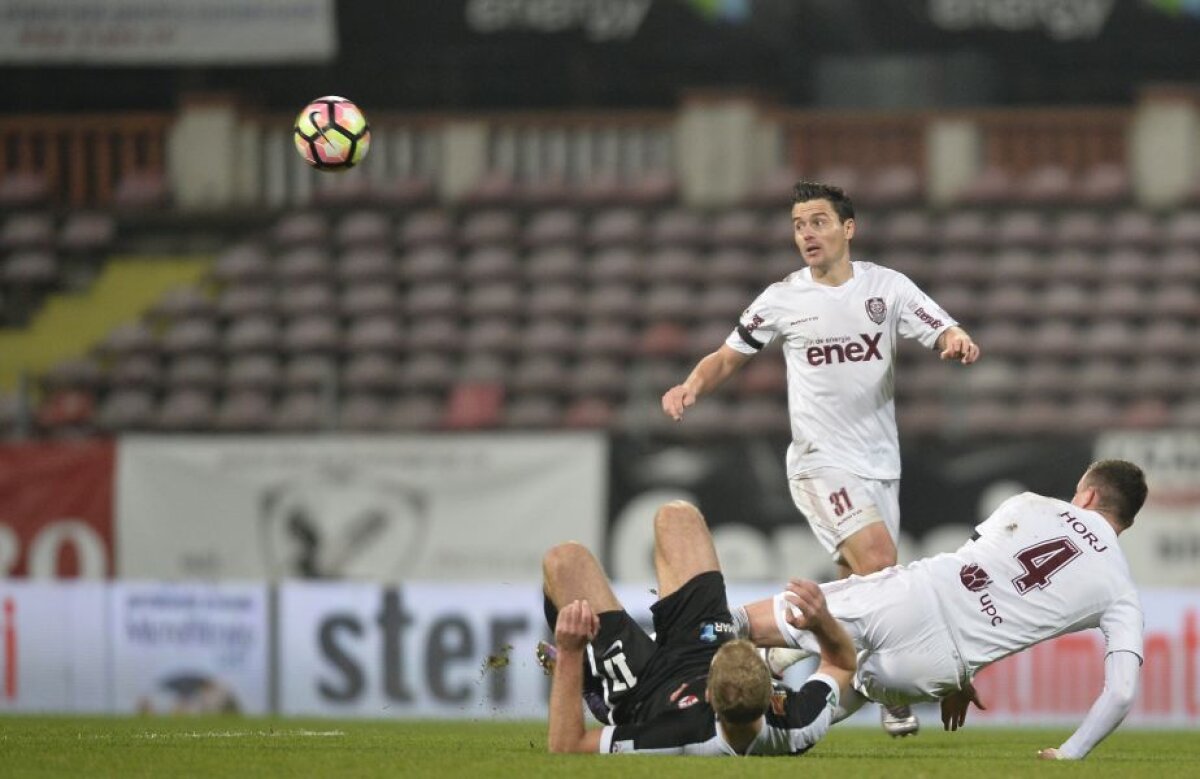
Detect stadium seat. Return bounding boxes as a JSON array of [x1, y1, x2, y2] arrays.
[[1099, 248, 1156, 286], [1051, 211, 1106, 250], [587, 208, 645, 248], [1040, 284, 1091, 320], [1148, 284, 1200, 319], [504, 394, 564, 428], [404, 318, 459, 355], [1093, 284, 1146, 320], [343, 352, 400, 393], [213, 245, 273, 286], [383, 395, 442, 431], [587, 247, 643, 285], [337, 246, 396, 286], [152, 286, 216, 323], [957, 166, 1015, 205], [340, 282, 400, 319], [645, 247, 699, 284], [397, 209, 454, 247], [981, 283, 1038, 321], [736, 356, 787, 397], [1045, 249, 1103, 283], [568, 357, 628, 400], [562, 396, 617, 429], [275, 247, 334, 285], [403, 281, 461, 319], [1013, 397, 1070, 435], [461, 317, 521, 356], [59, 212, 116, 253], [1023, 360, 1074, 396], [2, 250, 59, 287], [578, 320, 634, 358], [1159, 248, 1200, 284], [96, 388, 157, 431], [1173, 398, 1200, 428], [460, 209, 519, 247], [112, 171, 169, 210], [224, 354, 282, 392], [932, 250, 991, 286], [962, 359, 1021, 397], [1130, 358, 1182, 396], [1109, 209, 1159, 249], [510, 355, 571, 396], [1143, 320, 1195, 357], [647, 209, 706, 248], [400, 353, 457, 393], [733, 396, 789, 434], [442, 382, 504, 429], [877, 210, 934, 250], [340, 393, 388, 431], [160, 317, 220, 356], [994, 210, 1050, 248], [638, 320, 690, 359], [98, 321, 159, 359], [523, 208, 583, 248], [858, 164, 922, 207], [525, 246, 585, 284], [937, 212, 991, 249], [1075, 359, 1127, 396], [399, 246, 460, 288], [345, 315, 406, 354], [704, 248, 758, 286], [464, 282, 523, 319], [215, 391, 274, 431], [757, 247, 802, 284], [709, 209, 762, 248], [273, 391, 326, 431], [0, 213, 54, 249], [156, 389, 216, 431], [109, 354, 163, 391], [972, 321, 1028, 358], [273, 212, 329, 247], [583, 283, 640, 322], [461, 246, 520, 285], [687, 321, 735, 359], [1075, 162, 1131, 204], [35, 387, 96, 435], [0, 172, 50, 207], [277, 282, 337, 320], [1163, 210, 1200, 247], [1022, 165, 1075, 204], [281, 315, 341, 355], [642, 283, 696, 323], [1119, 398, 1172, 429], [282, 354, 338, 391], [1026, 320, 1082, 358], [526, 283, 583, 321], [165, 354, 222, 392], [695, 286, 747, 324], [224, 315, 282, 355], [216, 280, 274, 321], [335, 211, 391, 248], [41, 357, 104, 393]]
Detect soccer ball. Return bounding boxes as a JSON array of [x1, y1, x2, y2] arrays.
[[293, 96, 371, 171]]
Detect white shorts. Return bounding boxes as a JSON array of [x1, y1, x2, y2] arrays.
[[773, 568, 966, 706], [788, 468, 899, 561]]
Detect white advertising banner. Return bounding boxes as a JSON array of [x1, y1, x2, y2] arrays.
[[109, 582, 269, 714], [0, 581, 108, 713], [116, 434, 606, 583], [0, 0, 336, 64], [278, 580, 551, 718]]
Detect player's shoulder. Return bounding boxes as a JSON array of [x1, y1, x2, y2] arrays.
[[855, 260, 915, 287]]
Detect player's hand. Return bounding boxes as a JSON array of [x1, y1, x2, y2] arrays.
[[554, 600, 599, 654], [661, 384, 697, 421], [780, 579, 831, 631], [1037, 748, 1070, 760], [938, 326, 980, 365], [940, 682, 987, 731]]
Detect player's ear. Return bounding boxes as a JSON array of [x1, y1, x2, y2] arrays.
[[843, 218, 855, 240], [1073, 486, 1097, 510]]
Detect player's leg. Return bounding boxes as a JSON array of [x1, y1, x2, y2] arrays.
[[542, 541, 623, 614], [788, 469, 899, 578], [652, 500, 721, 599]]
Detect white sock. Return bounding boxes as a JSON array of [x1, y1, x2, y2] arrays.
[[764, 647, 809, 676]]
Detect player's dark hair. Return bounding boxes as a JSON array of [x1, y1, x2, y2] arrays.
[[1083, 459, 1148, 529], [792, 181, 855, 222]]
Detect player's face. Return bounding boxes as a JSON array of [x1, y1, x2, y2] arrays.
[[792, 199, 854, 271]]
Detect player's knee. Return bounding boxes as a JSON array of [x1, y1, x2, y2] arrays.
[[542, 541, 594, 583], [654, 500, 705, 535]]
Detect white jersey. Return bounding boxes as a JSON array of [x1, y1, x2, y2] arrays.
[[910, 492, 1144, 677], [725, 261, 953, 479]]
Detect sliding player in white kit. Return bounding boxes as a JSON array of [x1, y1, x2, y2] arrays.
[[663, 180, 980, 735], [736, 459, 1148, 760]]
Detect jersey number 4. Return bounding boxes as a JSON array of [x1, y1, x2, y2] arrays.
[[1011, 537, 1082, 595]]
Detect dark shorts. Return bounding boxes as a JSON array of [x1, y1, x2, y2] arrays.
[[589, 570, 735, 725]]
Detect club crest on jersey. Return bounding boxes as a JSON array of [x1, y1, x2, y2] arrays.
[[959, 563, 992, 592], [865, 297, 887, 324]]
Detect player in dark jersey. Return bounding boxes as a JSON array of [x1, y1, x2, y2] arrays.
[[542, 499, 856, 755]]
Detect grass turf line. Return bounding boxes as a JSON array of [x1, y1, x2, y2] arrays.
[[1, 716, 1198, 778]]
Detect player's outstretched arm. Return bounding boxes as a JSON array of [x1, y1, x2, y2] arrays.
[[1040, 650, 1140, 760], [662, 345, 750, 421], [935, 326, 980, 364], [547, 600, 604, 754], [781, 579, 856, 693]]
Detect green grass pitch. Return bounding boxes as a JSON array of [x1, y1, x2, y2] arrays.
[[1, 716, 1197, 778]]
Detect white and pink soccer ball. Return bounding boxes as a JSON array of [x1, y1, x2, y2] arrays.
[[293, 96, 371, 171]]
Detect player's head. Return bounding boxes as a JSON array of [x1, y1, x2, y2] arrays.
[[1077, 459, 1148, 530], [791, 181, 855, 270], [706, 639, 773, 725]]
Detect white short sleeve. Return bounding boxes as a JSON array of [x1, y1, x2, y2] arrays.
[[725, 291, 779, 354], [1099, 589, 1144, 660], [895, 275, 956, 349]]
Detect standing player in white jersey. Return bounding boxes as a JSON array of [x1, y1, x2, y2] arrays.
[[662, 180, 980, 735], [736, 458, 1149, 761]]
